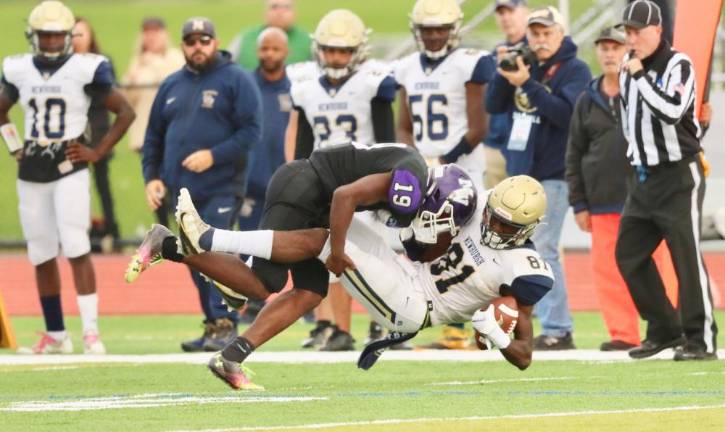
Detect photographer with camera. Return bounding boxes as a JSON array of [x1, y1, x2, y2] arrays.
[[486, 6, 591, 350], [483, 0, 529, 189]]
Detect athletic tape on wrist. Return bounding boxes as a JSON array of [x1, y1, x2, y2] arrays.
[[1, 123, 23, 153]]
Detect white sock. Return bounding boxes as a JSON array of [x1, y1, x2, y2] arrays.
[[47, 330, 67, 341], [77, 293, 99, 334], [211, 229, 274, 259]]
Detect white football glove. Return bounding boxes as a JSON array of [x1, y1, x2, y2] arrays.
[[471, 305, 511, 349]]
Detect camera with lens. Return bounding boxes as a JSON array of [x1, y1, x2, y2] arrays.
[[498, 42, 537, 72]]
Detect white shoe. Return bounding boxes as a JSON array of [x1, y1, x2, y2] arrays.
[[17, 332, 73, 355], [83, 331, 106, 355], [175, 188, 211, 255]]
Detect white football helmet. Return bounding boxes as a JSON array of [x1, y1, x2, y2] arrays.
[[410, 0, 463, 60], [25, 1, 75, 60], [312, 9, 370, 80], [481, 175, 547, 250]]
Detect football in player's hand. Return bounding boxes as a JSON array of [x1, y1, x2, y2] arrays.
[[419, 231, 453, 263], [474, 296, 519, 350]]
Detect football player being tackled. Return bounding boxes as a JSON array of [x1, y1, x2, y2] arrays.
[[129, 168, 552, 388], [127, 142, 463, 389], [395, 0, 494, 349]]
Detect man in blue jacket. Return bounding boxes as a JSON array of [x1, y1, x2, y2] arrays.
[[142, 17, 262, 352], [236, 27, 291, 323], [486, 6, 591, 350]]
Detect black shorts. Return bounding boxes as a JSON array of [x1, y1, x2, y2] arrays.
[[251, 160, 331, 297]]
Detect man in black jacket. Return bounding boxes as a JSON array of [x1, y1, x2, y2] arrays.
[[565, 27, 677, 352]]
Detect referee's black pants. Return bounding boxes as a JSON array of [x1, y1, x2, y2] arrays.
[[615, 155, 718, 353]]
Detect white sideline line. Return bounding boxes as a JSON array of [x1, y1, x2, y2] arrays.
[[168, 404, 725, 432], [428, 376, 577, 386], [4, 348, 721, 366], [2, 394, 326, 412]]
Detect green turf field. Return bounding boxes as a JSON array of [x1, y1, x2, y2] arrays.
[[0, 0, 596, 241], [1, 313, 724, 431]]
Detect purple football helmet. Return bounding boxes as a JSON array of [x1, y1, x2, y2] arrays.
[[411, 164, 478, 244]]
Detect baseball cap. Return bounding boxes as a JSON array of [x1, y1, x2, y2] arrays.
[[495, 0, 526, 11], [181, 17, 216, 39], [595, 26, 626, 44], [527, 6, 565, 28], [617, 0, 661, 29], [141, 17, 165, 30]]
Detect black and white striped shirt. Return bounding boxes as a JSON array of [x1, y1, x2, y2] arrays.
[[619, 41, 702, 167]]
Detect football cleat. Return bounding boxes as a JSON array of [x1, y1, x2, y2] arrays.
[[301, 321, 335, 349], [124, 224, 175, 283], [17, 332, 73, 355], [416, 326, 471, 350], [358, 331, 417, 370], [207, 352, 265, 391], [83, 331, 106, 355], [202, 318, 238, 352], [201, 274, 248, 311], [176, 188, 211, 255]]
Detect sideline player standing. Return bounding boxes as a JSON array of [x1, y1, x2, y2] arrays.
[[395, 0, 493, 349], [0, 1, 134, 354]]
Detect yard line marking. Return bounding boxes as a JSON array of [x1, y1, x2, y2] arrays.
[[5, 349, 721, 366], [167, 403, 725, 432], [1, 393, 326, 412], [428, 376, 577, 386]]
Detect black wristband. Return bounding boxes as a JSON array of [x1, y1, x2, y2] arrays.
[[441, 135, 474, 164]]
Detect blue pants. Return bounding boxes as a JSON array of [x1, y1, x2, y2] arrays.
[[237, 195, 265, 232], [177, 192, 240, 324], [532, 180, 573, 337]]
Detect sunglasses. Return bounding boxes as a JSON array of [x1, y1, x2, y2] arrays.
[[183, 35, 213, 47]]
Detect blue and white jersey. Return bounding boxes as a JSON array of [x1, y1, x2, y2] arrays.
[[2, 53, 113, 182], [2, 53, 111, 144], [420, 191, 554, 325], [290, 59, 397, 149], [394, 48, 493, 158]]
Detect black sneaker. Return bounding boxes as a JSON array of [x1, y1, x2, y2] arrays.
[[181, 321, 216, 352], [364, 321, 384, 345], [600, 340, 638, 351], [673, 345, 718, 361], [533, 333, 576, 351], [301, 321, 335, 349], [628, 336, 685, 359], [202, 318, 238, 352], [239, 299, 265, 324], [319, 329, 355, 351]]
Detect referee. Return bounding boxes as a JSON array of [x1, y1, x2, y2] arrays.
[[615, 0, 717, 361]]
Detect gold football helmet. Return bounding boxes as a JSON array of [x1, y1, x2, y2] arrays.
[[481, 175, 547, 249], [26, 1, 75, 60], [312, 9, 370, 80], [410, 0, 463, 59]]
